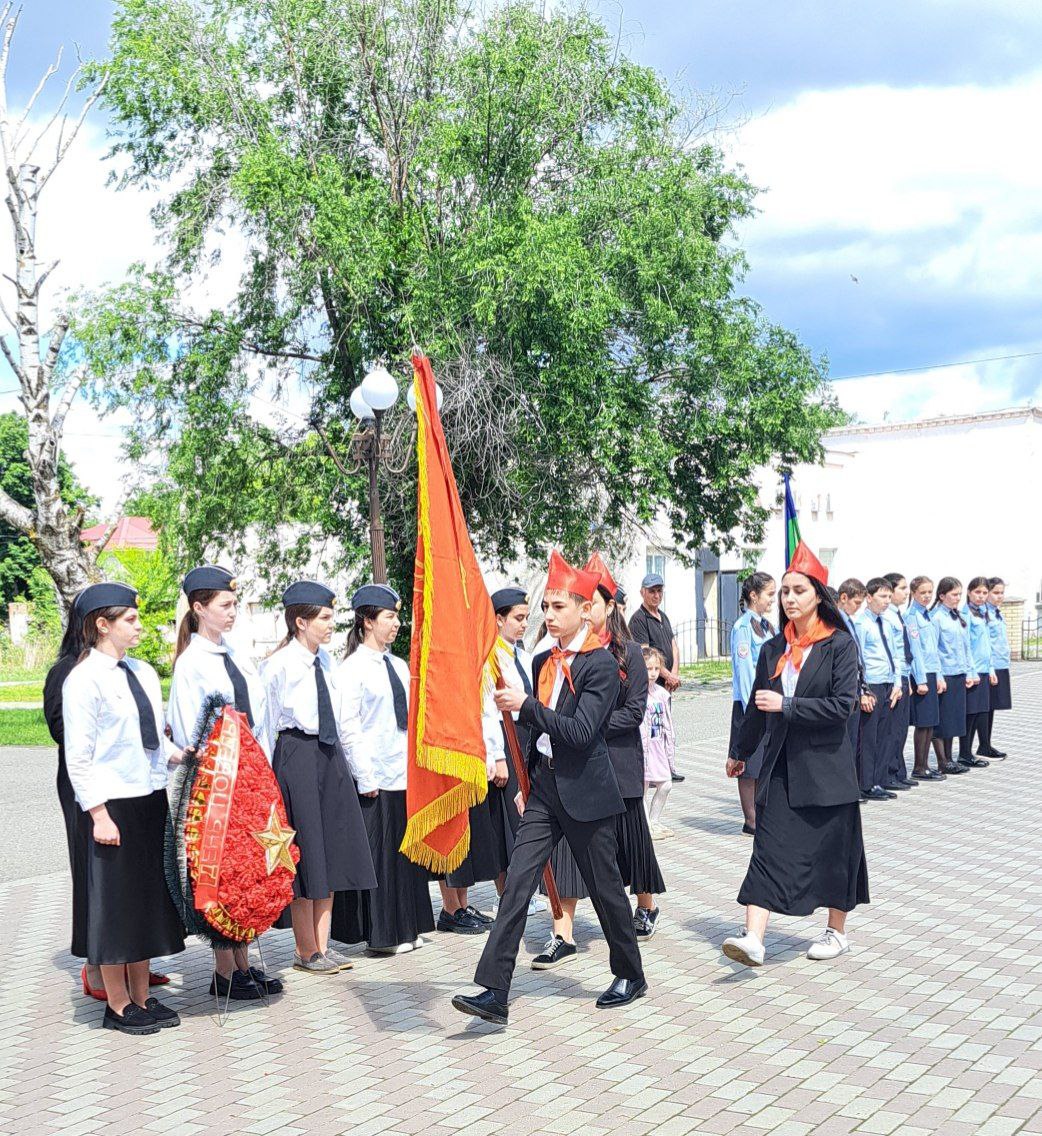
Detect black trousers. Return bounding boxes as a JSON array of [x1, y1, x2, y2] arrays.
[[474, 760, 644, 996], [885, 679, 912, 783], [858, 683, 892, 791]]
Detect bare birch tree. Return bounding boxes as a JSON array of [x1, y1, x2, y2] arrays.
[[0, 3, 109, 614]]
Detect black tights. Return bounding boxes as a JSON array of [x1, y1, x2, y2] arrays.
[[932, 736, 953, 768], [912, 727, 934, 774], [979, 710, 995, 752], [959, 714, 984, 760]]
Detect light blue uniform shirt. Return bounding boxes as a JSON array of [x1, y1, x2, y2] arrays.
[[931, 605, 976, 679], [986, 604, 1012, 669], [961, 604, 995, 680], [904, 601, 941, 679], [730, 609, 775, 708], [854, 607, 898, 686], [882, 606, 916, 683]]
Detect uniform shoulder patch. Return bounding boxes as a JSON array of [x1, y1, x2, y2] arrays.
[[909, 628, 919, 638], [737, 643, 750, 659]]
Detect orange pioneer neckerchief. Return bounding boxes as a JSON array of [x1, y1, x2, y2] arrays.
[[538, 626, 603, 707], [771, 614, 835, 680]]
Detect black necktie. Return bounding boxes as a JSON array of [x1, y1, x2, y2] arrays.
[[759, 618, 771, 635], [118, 660, 160, 750], [383, 655, 409, 732], [313, 657, 338, 746], [875, 616, 896, 672], [514, 646, 533, 695], [901, 624, 913, 667], [222, 652, 254, 727]]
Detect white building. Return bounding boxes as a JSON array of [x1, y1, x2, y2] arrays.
[[610, 406, 1042, 663]]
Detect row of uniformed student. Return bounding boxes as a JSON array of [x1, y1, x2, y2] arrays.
[[835, 578, 870, 762], [881, 574, 918, 791], [167, 565, 282, 1001], [903, 576, 946, 779], [61, 584, 187, 1035], [725, 573, 777, 835], [959, 576, 998, 767], [330, 585, 436, 955], [929, 576, 978, 774]]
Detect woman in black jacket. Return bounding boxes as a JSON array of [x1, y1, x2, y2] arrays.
[[722, 547, 868, 968], [533, 556, 664, 969]]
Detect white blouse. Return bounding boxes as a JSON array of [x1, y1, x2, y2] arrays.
[[62, 649, 177, 811], [781, 644, 812, 698], [336, 644, 411, 792], [260, 637, 376, 792], [167, 633, 270, 759]]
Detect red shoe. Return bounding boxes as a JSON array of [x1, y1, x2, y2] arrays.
[[148, 971, 170, 986], [80, 966, 106, 1001]]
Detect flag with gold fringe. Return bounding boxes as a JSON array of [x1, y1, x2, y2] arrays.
[[400, 354, 498, 873]]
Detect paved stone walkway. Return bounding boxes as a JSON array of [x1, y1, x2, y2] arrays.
[[2, 668, 1041, 1136]]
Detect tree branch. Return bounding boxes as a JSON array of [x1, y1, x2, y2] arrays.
[[50, 364, 83, 438], [0, 330, 26, 385], [0, 482, 32, 534]]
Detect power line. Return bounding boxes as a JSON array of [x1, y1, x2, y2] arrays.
[[833, 349, 1042, 382]]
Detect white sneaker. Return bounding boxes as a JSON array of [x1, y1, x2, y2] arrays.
[[722, 929, 765, 967], [412, 936, 428, 950], [527, 895, 548, 915], [806, 927, 849, 961], [368, 941, 415, 955]]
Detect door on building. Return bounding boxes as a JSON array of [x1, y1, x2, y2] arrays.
[[719, 571, 739, 655]]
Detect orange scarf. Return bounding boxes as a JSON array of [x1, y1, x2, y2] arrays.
[[538, 627, 603, 707], [771, 615, 835, 679]]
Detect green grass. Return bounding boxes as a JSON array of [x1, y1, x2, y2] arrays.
[[0, 677, 172, 703], [0, 709, 51, 747], [0, 666, 47, 683], [679, 659, 732, 684]]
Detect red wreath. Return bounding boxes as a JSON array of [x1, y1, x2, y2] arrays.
[[170, 701, 298, 944]]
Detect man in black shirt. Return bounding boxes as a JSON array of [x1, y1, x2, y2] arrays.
[[628, 573, 684, 782]]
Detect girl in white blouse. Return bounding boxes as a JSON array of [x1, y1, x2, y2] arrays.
[[331, 584, 437, 954], [168, 564, 281, 1000], [260, 581, 377, 975], [62, 583, 186, 1035]]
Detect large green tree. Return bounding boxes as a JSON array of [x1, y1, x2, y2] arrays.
[[76, 0, 841, 595]]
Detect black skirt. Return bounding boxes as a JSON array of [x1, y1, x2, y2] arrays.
[[965, 675, 991, 715], [331, 790, 435, 950], [728, 700, 743, 762], [57, 757, 89, 959], [909, 672, 940, 728], [543, 831, 590, 900], [936, 674, 968, 739], [273, 729, 377, 899], [445, 784, 506, 887], [84, 791, 186, 966], [737, 747, 869, 917], [616, 797, 666, 896], [991, 668, 1012, 711]]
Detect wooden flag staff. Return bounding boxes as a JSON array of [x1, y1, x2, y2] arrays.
[[495, 674, 563, 920]]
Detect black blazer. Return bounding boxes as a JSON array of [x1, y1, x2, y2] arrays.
[[735, 630, 860, 808], [43, 654, 76, 752], [519, 646, 624, 822], [604, 640, 649, 799]]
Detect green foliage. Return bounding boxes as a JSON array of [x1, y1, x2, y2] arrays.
[[99, 547, 180, 675], [0, 414, 96, 612], [73, 0, 844, 599], [0, 709, 50, 747]]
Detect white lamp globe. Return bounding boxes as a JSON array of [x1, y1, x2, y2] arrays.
[[406, 383, 444, 412], [349, 386, 374, 420], [360, 364, 399, 411]]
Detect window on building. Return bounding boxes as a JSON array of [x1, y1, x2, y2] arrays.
[[646, 550, 666, 578], [818, 547, 837, 570]]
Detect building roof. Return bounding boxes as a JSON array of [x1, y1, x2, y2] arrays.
[[827, 405, 1042, 438], [79, 516, 159, 551]]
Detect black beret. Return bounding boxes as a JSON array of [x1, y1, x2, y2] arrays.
[[282, 580, 336, 609], [491, 586, 528, 613], [78, 582, 138, 617], [183, 564, 238, 596], [351, 584, 402, 612]]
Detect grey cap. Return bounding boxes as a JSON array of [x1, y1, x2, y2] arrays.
[[641, 573, 665, 588]]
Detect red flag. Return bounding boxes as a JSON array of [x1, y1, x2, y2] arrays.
[[400, 355, 497, 872]]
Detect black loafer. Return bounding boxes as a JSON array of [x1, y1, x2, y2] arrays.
[[896, 778, 919, 788], [671, 772, 685, 782], [979, 747, 1006, 759], [465, 905, 494, 926], [911, 769, 944, 781], [883, 783, 911, 792], [143, 996, 180, 1028], [437, 908, 487, 935], [103, 1003, 160, 1035], [451, 989, 508, 1025], [862, 787, 890, 801], [940, 763, 968, 775], [209, 969, 279, 1000], [246, 967, 283, 994], [595, 977, 648, 1009], [958, 756, 989, 769]]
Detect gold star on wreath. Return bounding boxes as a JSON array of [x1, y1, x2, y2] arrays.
[[252, 802, 297, 876]]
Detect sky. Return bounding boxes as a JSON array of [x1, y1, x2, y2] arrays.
[[3, 0, 1042, 509]]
